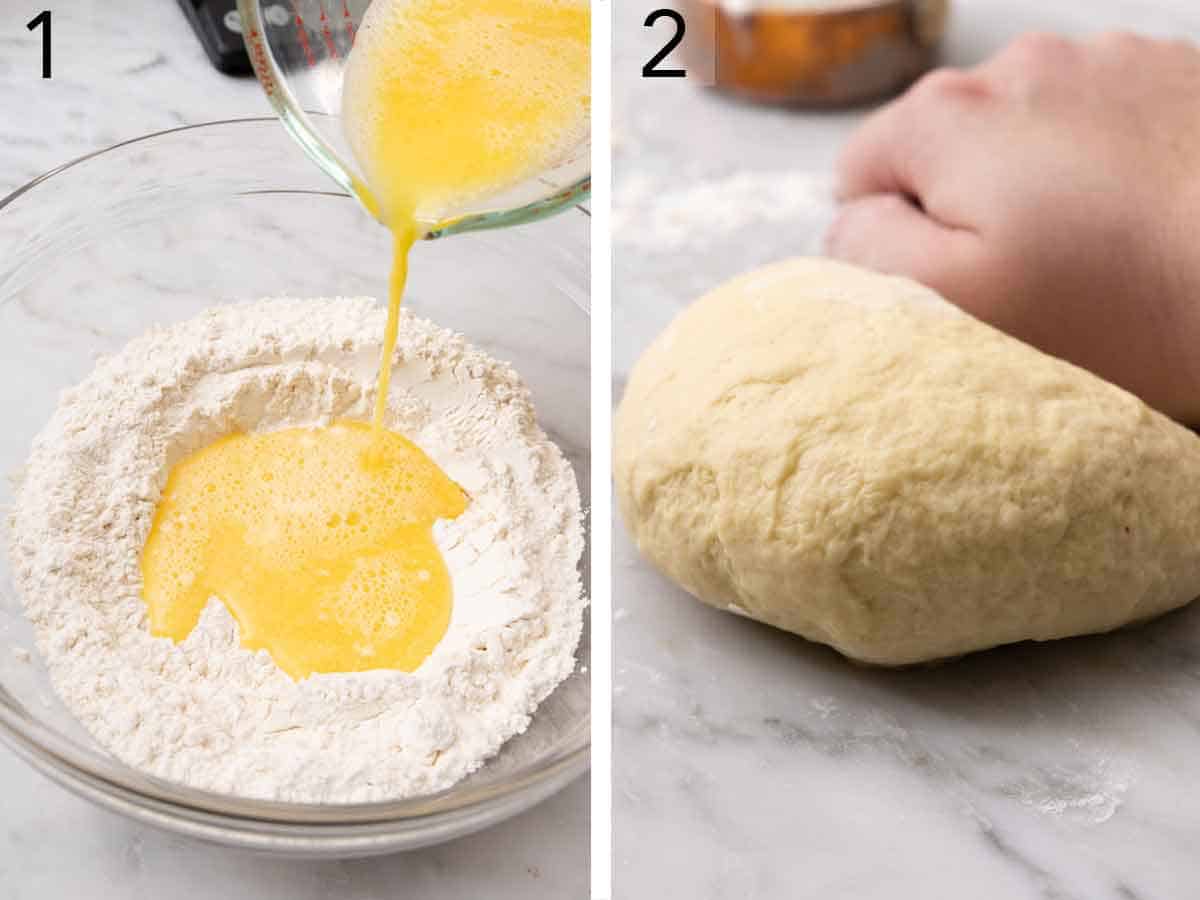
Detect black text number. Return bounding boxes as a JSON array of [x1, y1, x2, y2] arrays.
[[28, 10, 51, 79], [643, 9, 686, 78]]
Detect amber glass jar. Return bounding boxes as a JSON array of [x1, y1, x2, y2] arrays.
[[682, 0, 949, 106]]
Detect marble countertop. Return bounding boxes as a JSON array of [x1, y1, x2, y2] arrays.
[[0, 2, 586, 897], [613, 1, 1200, 898]]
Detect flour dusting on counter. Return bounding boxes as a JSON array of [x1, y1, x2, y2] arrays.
[[614, 170, 835, 252]]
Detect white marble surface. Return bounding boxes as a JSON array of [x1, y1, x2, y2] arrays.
[[0, 2, 586, 896], [614, 1, 1200, 898]]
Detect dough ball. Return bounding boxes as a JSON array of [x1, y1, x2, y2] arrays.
[[614, 258, 1200, 664]]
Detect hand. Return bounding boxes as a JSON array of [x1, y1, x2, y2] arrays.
[[827, 32, 1200, 424]]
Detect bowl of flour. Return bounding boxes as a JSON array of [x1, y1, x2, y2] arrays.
[[0, 120, 589, 856]]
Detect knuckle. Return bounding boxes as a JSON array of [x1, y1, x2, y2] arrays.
[[1014, 31, 1075, 55], [1166, 37, 1195, 57], [823, 214, 849, 257], [908, 68, 987, 104], [1092, 29, 1146, 52], [1003, 31, 1077, 65]]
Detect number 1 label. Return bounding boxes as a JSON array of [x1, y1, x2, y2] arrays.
[[28, 10, 51, 79]]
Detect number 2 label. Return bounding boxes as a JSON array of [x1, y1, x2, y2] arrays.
[[643, 9, 686, 79]]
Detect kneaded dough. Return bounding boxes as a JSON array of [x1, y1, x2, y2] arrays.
[[614, 258, 1200, 664]]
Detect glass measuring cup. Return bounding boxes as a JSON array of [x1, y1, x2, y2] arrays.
[[237, 0, 591, 238]]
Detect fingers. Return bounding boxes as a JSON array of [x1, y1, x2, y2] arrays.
[[834, 96, 924, 202], [824, 193, 983, 299], [835, 68, 992, 218], [1087, 29, 1155, 55]]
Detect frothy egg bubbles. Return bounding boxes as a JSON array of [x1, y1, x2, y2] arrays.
[[141, 422, 466, 679]]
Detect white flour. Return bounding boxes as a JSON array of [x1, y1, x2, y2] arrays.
[[6, 297, 585, 803], [613, 169, 835, 252]]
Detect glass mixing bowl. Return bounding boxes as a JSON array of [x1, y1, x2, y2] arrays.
[[0, 119, 589, 857]]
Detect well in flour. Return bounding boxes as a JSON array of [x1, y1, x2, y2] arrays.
[[6, 296, 585, 803]]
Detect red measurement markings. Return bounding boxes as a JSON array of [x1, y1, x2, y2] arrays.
[[246, 29, 277, 96], [342, 1, 357, 46], [317, 1, 339, 59], [289, 1, 318, 67]]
